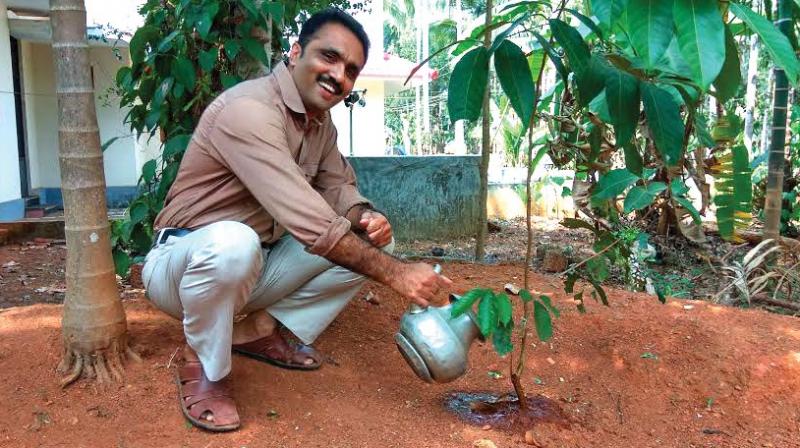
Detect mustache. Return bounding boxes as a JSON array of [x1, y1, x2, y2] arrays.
[[317, 75, 343, 95]]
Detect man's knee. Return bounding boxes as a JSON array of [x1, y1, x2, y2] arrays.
[[194, 221, 263, 286]]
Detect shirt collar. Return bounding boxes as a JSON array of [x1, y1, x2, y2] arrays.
[[272, 61, 326, 128]]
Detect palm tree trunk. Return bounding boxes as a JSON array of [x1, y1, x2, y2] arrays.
[[50, 0, 138, 387], [475, 0, 492, 261], [760, 70, 774, 155], [763, 0, 792, 240]]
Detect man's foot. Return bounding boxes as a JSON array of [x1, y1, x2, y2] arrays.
[[175, 360, 241, 432], [232, 328, 322, 370]]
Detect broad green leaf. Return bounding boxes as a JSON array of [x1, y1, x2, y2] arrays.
[[129, 25, 159, 65], [224, 39, 242, 60], [164, 134, 192, 158], [141, 159, 157, 183], [586, 257, 609, 282], [657, 36, 692, 75], [533, 300, 553, 341], [129, 201, 149, 225], [674, 195, 702, 223], [101, 136, 122, 152], [623, 141, 644, 176], [242, 38, 268, 64], [477, 293, 498, 337], [261, 1, 284, 24], [221, 73, 241, 89], [713, 26, 742, 102], [112, 249, 132, 278], [239, 0, 258, 17], [670, 177, 689, 196], [152, 77, 173, 108], [172, 58, 196, 91], [589, 280, 609, 305], [589, 125, 602, 162], [533, 32, 569, 81], [448, 47, 489, 122], [495, 293, 513, 326], [641, 83, 685, 166], [539, 294, 560, 317], [490, 14, 530, 53], [578, 55, 610, 105], [627, 0, 674, 68], [588, 89, 612, 122], [451, 288, 491, 317], [549, 19, 591, 76], [591, 0, 627, 30], [674, 0, 725, 89], [156, 162, 179, 204], [605, 67, 640, 145], [156, 30, 180, 53], [729, 2, 800, 86], [593, 168, 640, 200], [623, 182, 667, 213], [566, 8, 604, 40], [694, 113, 716, 147], [494, 40, 535, 128], [519, 289, 534, 303], [198, 48, 219, 72], [492, 323, 514, 355], [565, 272, 579, 293], [195, 2, 219, 39], [529, 50, 545, 83]]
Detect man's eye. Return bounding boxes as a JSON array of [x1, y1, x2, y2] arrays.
[[323, 52, 336, 61]]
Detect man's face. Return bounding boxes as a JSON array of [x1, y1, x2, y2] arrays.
[[288, 23, 366, 117]]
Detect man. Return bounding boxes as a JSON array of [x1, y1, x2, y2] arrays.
[[141, 8, 451, 432]]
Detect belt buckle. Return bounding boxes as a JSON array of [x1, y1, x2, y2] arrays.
[[154, 227, 173, 247]]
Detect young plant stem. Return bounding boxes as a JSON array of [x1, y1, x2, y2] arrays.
[[475, 0, 493, 262], [509, 27, 553, 408]]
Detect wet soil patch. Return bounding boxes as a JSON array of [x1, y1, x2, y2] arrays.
[[444, 392, 570, 432]]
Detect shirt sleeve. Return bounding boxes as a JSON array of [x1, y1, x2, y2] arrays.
[[206, 97, 351, 256], [313, 123, 373, 217]]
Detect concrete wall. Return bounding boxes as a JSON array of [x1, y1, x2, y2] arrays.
[[20, 41, 138, 205], [349, 155, 480, 241], [0, 0, 23, 220]]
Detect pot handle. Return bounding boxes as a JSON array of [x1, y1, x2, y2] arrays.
[[408, 264, 442, 313]]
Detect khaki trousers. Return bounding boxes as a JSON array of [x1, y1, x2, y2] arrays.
[[142, 221, 392, 381]]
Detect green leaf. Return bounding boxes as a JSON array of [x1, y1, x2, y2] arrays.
[[593, 168, 640, 200], [220, 73, 241, 89], [241, 38, 268, 64], [129, 201, 149, 225], [566, 8, 604, 40], [713, 25, 742, 102], [239, 0, 258, 17], [494, 40, 535, 128], [261, 1, 284, 24], [112, 249, 132, 278], [152, 77, 173, 108], [586, 257, 610, 282], [224, 39, 242, 60], [588, 89, 612, 122], [549, 19, 591, 76], [641, 83, 685, 166], [495, 293, 513, 326], [627, 0, 674, 68], [674, 0, 725, 89], [729, 2, 800, 86], [605, 67, 640, 146], [141, 159, 157, 183], [539, 294, 560, 317], [492, 323, 513, 355], [674, 195, 702, 223], [490, 14, 530, 53], [694, 113, 716, 147], [533, 32, 569, 82], [588, 125, 602, 162], [623, 141, 644, 176], [623, 182, 666, 213], [670, 177, 689, 196], [477, 293, 498, 337], [448, 47, 490, 122], [195, 3, 219, 39], [591, 0, 626, 30], [565, 273, 579, 293], [172, 58, 196, 91], [451, 288, 490, 317], [533, 300, 553, 341], [589, 280, 609, 305], [101, 136, 122, 152], [198, 47, 219, 72], [129, 25, 159, 65], [156, 30, 180, 53], [164, 134, 192, 159]]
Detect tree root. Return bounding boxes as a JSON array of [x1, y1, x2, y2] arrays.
[[58, 338, 141, 388]]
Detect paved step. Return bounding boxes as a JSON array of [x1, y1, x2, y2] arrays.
[[24, 205, 60, 219]]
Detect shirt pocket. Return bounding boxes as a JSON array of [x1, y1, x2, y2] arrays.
[[300, 162, 319, 182]]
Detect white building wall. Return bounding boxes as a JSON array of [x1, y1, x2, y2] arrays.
[[331, 78, 386, 156], [20, 42, 138, 190], [0, 0, 22, 210]]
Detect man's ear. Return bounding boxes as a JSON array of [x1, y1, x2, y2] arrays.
[[288, 42, 302, 67]]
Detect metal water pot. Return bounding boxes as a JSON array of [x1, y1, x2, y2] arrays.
[[394, 288, 483, 383]]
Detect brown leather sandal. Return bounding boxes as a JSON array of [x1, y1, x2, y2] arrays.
[[175, 361, 241, 432], [232, 329, 322, 371]]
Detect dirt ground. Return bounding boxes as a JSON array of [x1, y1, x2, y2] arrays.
[[1, 238, 800, 447]]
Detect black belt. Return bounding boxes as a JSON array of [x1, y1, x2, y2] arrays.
[[152, 227, 192, 247]]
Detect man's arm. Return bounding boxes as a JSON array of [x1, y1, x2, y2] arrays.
[[325, 231, 451, 307]]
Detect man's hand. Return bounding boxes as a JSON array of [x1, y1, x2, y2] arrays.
[[359, 210, 393, 248], [391, 263, 453, 308]]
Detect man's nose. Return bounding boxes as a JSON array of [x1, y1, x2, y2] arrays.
[[329, 63, 345, 85]]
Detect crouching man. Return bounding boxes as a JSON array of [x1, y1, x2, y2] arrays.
[[142, 8, 451, 431]]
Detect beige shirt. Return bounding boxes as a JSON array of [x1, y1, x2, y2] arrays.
[[154, 62, 371, 256]]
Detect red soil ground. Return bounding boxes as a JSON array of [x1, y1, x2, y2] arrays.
[[1, 242, 799, 447]]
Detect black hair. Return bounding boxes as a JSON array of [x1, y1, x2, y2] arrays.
[[298, 8, 370, 62]]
